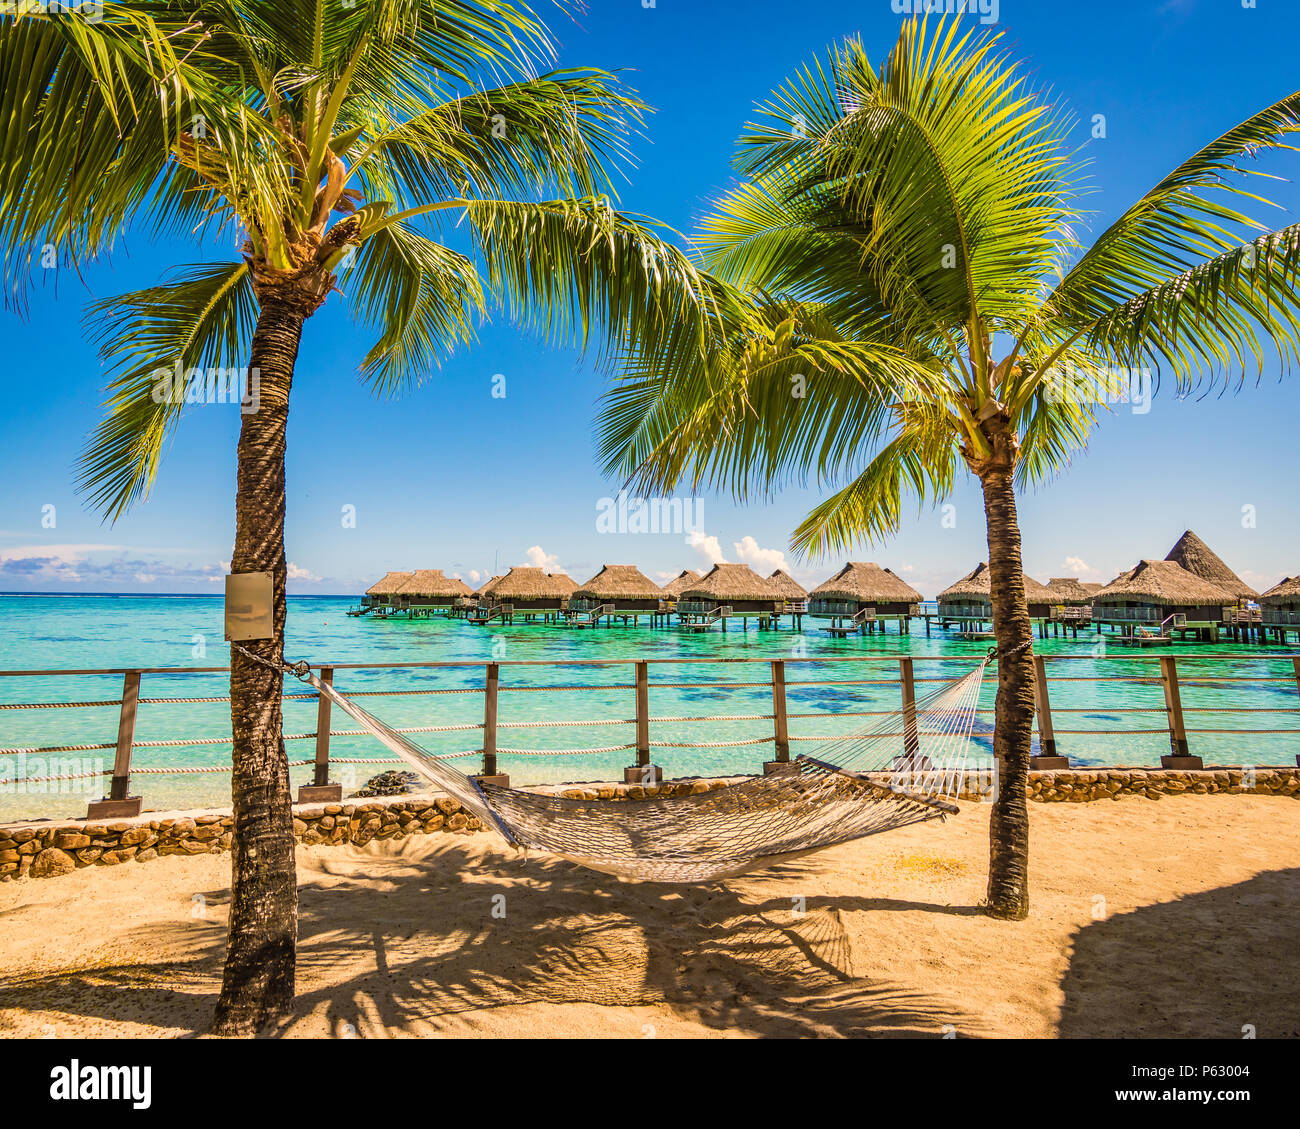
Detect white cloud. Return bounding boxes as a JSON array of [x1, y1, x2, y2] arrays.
[[732, 535, 787, 574], [523, 545, 561, 571], [134, 573, 156, 584], [0, 543, 123, 563], [1064, 555, 1093, 575], [286, 562, 321, 582], [468, 569, 482, 583], [685, 530, 727, 566]]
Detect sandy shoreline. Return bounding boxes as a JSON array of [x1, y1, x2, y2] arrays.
[[0, 793, 1296, 1038]]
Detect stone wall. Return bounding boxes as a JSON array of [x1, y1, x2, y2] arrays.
[[2, 770, 1296, 882], [1025, 767, 1300, 803]]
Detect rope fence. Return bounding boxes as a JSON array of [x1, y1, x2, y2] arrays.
[[1, 653, 1297, 816]]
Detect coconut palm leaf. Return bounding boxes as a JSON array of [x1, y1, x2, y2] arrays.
[[78, 261, 257, 519], [462, 195, 719, 365], [345, 221, 484, 394], [791, 407, 959, 555]]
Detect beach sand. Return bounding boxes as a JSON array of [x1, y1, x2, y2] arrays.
[[1, 794, 1296, 1038]]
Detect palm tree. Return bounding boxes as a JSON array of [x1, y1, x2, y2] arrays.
[[1, 2, 720, 1033], [598, 18, 1300, 920]]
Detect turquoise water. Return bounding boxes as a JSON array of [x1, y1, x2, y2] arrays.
[[1, 594, 1297, 820]]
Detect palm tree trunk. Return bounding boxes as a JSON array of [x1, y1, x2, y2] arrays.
[[978, 442, 1036, 921], [211, 296, 306, 1035]]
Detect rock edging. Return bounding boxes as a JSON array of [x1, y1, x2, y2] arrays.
[[2, 770, 1295, 882]]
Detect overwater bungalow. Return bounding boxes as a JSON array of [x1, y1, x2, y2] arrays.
[[656, 569, 701, 623], [1163, 529, 1260, 635], [1042, 577, 1097, 630], [1092, 559, 1237, 642], [807, 562, 922, 636], [1260, 576, 1300, 644], [765, 570, 808, 628], [1164, 529, 1258, 602], [660, 569, 701, 599], [391, 569, 475, 618], [936, 563, 1055, 637], [678, 563, 782, 632], [567, 565, 664, 627], [471, 568, 575, 624], [1045, 577, 1095, 605], [767, 569, 808, 603], [353, 570, 411, 615]]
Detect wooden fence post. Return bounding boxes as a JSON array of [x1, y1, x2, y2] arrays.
[[1159, 655, 1201, 769], [297, 666, 343, 803], [635, 660, 650, 765], [1293, 658, 1300, 768], [624, 660, 662, 784], [764, 660, 792, 774], [1030, 655, 1069, 768], [87, 671, 143, 819], [313, 667, 334, 785], [474, 662, 509, 786], [900, 658, 920, 762]]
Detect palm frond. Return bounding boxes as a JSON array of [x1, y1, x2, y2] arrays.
[[463, 195, 721, 369], [1078, 222, 1300, 390], [1042, 89, 1300, 317], [78, 262, 257, 519], [600, 298, 946, 499], [352, 69, 644, 207], [345, 221, 484, 394], [790, 408, 959, 557]]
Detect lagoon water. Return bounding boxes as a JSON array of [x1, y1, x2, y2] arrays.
[[1, 594, 1296, 820]]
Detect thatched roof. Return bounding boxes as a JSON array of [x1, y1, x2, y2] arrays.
[[393, 569, 474, 599], [476, 575, 502, 597], [366, 570, 411, 597], [660, 569, 701, 597], [1259, 576, 1300, 606], [1093, 559, 1236, 606], [809, 562, 922, 604], [574, 565, 663, 601], [1044, 577, 1096, 605], [938, 563, 1054, 603], [1081, 581, 1104, 594], [1164, 530, 1257, 600], [767, 569, 809, 598], [487, 567, 576, 600], [682, 563, 779, 601]]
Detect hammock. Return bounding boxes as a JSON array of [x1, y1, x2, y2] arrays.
[[304, 655, 995, 884]]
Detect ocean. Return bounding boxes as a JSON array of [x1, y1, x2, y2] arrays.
[[1, 594, 1296, 821]]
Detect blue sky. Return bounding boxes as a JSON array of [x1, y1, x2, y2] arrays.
[[2, 0, 1299, 599]]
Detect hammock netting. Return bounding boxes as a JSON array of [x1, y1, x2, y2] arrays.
[[308, 656, 994, 884]]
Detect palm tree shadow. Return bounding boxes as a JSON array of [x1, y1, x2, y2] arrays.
[[1058, 868, 1300, 1038], [278, 840, 982, 1038], [0, 839, 984, 1038]]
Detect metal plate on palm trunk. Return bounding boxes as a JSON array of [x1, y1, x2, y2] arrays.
[[224, 571, 275, 641]]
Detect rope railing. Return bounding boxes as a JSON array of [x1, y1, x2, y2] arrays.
[[0, 653, 1297, 818]]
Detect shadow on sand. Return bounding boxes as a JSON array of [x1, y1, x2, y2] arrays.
[[1058, 868, 1300, 1038], [0, 839, 980, 1038]]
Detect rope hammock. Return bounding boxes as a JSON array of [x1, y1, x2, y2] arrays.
[[296, 650, 1001, 884]]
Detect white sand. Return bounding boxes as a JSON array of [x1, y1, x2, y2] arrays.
[[1, 794, 1296, 1038]]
